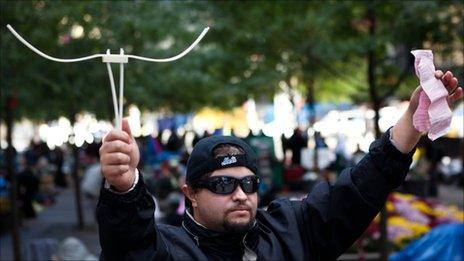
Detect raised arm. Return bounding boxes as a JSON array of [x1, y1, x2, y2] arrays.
[[286, 70, 462, 260], [97, 119, 169, 260]]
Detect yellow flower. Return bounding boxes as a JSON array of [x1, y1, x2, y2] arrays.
[[433, 209, 447, 218], [433, 205, 463, 220], [388, 216, 430, 240], [412, 149, 422, 162], [386, 201, 395, 212], [388, 216, 409, 227], [409, 223, 430, 236], [393, 192, 415, 202], [454, 211, 464, 222], [411, 201, 433, 215]]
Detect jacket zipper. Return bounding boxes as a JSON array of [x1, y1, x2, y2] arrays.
[[182, 221, 200, 246], [242, 233, 257, 261], [242, 233, 250, 251]]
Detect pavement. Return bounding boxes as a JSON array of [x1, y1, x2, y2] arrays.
[[0, 184, 100, 261], [0, 182, 462, 261]]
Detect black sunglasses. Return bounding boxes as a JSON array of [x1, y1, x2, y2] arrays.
[[194, 176, 260, 195]]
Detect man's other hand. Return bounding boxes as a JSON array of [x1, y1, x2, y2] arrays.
[[392, 70, 462, 154], [408, 70, 463, 114]]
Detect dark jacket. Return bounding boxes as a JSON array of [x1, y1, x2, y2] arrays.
[[97, 130, 414, 260]]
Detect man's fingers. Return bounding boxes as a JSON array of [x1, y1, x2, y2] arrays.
[[442, 71, 453, 86], [435, 70, 444, 79], [100, 140, 132, 155], [99, 120, 138, 191], [103, 129, 131, 144], [122, 119, 133, 138], [448, 87, 463, 102], [445, 77, 459, 96], [101, 152, 131, 166], [449, 77, 458, 91], [101, 164, 130, 177]]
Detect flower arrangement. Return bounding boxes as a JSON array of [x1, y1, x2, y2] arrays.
[[360, 192, 463, 251]]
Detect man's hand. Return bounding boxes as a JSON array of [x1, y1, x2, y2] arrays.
[[408, 70, 463, 114], [392, 70, 463, 154], [99, 119, 140, 192]]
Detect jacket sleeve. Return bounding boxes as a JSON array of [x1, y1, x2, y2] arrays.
[[96, 173, 170, 260], [292, 129, 415, 260]]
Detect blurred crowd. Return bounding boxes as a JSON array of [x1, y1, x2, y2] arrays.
[[1, 141, 68, 222], [0, 126, 462, 232]]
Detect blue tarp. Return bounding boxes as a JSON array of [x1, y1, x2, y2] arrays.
[[389, 223, 464, 261], [157, 114, 192, 131]]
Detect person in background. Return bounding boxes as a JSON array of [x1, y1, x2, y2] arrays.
[[52, 237, 97, 261], [17, 155, 39, 218], [286, 127, 307, 166]]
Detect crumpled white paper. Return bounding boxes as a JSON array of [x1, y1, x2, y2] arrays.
[[411, 49, 452, 141]]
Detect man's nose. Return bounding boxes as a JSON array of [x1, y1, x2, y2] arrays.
[[231, 185, 247, 201]]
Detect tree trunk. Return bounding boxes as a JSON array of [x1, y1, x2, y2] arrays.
[[66, 72, 85, 230], [367, 6, 388, 261], [306, 77, 319, 174], [68, 111, 85, 229], [5, 94, 21, 261]]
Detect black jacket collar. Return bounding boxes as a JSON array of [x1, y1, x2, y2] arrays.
[[182, 210, 259, 259]]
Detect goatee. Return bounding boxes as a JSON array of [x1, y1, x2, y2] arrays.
[[223, 218, 255, 234]]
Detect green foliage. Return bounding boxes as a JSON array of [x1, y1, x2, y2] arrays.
[[1, 1, 462, 121]]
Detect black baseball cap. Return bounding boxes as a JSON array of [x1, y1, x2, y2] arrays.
[[186, 135, 258, 184]]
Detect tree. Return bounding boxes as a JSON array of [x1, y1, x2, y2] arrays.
[[342, 2, 462, 259], [1, 2, 462, 257]]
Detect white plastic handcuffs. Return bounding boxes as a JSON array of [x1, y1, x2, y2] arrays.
[[6, 24, 209, 130]]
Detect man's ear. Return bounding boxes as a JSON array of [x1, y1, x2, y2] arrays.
[[181, 184, 198, 207]]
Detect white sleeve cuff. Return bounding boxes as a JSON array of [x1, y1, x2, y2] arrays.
[[104, 169, 139, 195], [389, 128, 401, 151]]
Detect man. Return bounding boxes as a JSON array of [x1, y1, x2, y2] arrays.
[[97, 71, 462, 260]]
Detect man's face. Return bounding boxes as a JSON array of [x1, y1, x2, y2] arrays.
[[190, 166, 258, 233]]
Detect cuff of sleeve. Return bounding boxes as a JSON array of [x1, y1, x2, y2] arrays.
[[388, 128, 400, 151], [372, 127, 416, 158], [368, 127, 415, 189], [104, 169, 140, 194], [100, 169, 145, 207]]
